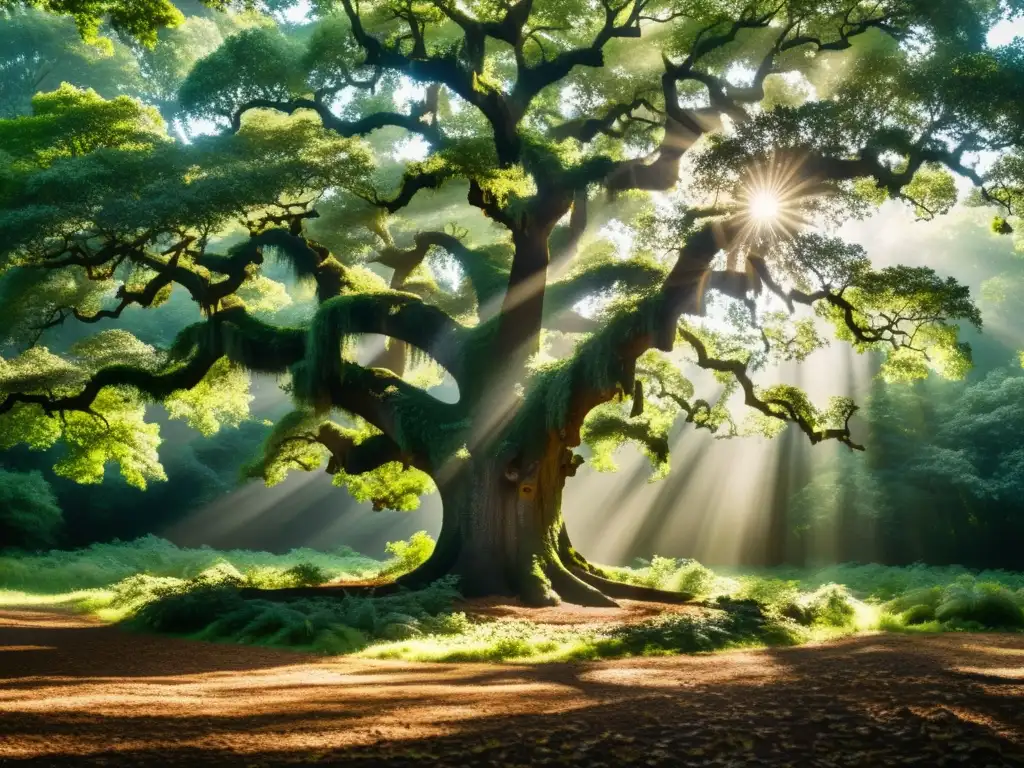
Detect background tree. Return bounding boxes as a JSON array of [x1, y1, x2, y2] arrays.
[[0, 467, 62, 548], [1, 0, 1021, 604]]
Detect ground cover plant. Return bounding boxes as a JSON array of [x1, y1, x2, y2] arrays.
[[3, 536, 1022, 662]]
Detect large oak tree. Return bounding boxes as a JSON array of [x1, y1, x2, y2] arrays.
[[2, 0, 1022, 604]]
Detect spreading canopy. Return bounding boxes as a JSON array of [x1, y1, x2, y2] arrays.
[[1, 0, 1018, 515]]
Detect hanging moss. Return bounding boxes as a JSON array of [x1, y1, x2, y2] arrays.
[[545, 255, 666, 319], [258, 228, 322, 279], [243, 409, 326, 486], [581, 402, 672, 479], [502, 294, 664, 456], [299, 291, 412, 407]]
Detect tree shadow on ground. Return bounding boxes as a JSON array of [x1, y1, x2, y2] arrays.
[[1, 610, 1022, 767], [0, 609, 312, 680]]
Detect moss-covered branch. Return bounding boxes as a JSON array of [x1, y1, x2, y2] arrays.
[[300, 291, 469, 388], [0, 307, 307, 420], [675, 325, 863, 451], [375, 231, 509, 309], [336, 0, 520, 164], [232, 97, 444, 147], [0, 339, 220, 418]]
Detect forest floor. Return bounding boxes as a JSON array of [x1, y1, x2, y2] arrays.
[[1, 604, 1023, 767]]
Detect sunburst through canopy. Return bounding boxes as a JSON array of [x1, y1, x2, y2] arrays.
[[737, 155, 818, 245]]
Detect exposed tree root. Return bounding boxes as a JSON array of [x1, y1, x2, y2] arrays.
[[238, 526, 692, 608], [545, 560, 619, 608], [570, 569, 695, 604], [557, 525, 695, 605]]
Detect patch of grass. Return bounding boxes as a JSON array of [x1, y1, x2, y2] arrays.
[[0, 535, 382, 594], [364, 599, 805, 663], [3, 539, 1024, 663]]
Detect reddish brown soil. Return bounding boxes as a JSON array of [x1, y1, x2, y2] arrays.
[[455, 596, 703, 626], [1, 607, 1023, 767]]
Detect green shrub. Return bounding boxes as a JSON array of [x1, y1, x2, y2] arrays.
[[935, 583, 1024, 628], [108, 573, 183, 611], [133, 574, 462, 650], [901, 603, 936, 625], [736, 578, 800, 610], [284, 562, 331, 587], [803, 584, 857, 627], [378, 531, 435, 578], [886, 587, 943, 614], [665, 562, 715, 597], [240, 566, 296, 589], [133, 584, 247, 634], [596, 598, 802, 657]]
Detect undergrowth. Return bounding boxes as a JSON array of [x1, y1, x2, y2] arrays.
[[0, 534, 381, 593], [2, 537, 1023, 662]]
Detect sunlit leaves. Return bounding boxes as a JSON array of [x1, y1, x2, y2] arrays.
[[0, 403, 63, 450], [245, 408, 327, 485], [772, 234, 870, 291], [0, 329, 170, 486], [0, 84, 168, 168], [902, 163, 958, 220], [53, 388, 165, 488], [69, 329, 162, 371], [744, 389, 857, 441], [0, 346, 86, 394], [582, 400, 672, 479], [977, 150, 1024, 228], [0, 390, 165, 489], [0, 101, 373, 266], [1, 0, 185, 46], [760, 312, 827, 364], [165, 357, 252, 436], [820, 272, 977, 382], [244, 407, 435, 509], [332, 458, 435, 511]]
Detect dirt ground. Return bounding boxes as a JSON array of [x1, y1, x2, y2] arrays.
[[1, 606, 1023, 767]]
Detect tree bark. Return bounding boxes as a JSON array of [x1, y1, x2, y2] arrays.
[[495, 228, 552, 370], [401, 432, 616, 606]]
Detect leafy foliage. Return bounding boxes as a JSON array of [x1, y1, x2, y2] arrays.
[[0, 468, 62, 548]]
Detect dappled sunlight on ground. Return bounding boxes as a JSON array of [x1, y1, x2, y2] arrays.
[[1, 609, 1022, 766], [456, 597, 704, 627]]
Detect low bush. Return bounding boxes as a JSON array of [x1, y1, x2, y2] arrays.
[[602, 556, 717, 597], [132, 574, 462, 651], [934, 583, 1024, 628], [597, 599, 803, 656], [377, 531, 435, 578], [880, 579, 1024, 631]]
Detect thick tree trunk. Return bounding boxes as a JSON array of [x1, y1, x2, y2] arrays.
[[402, 432, 615, 606], [254, 433, 695, 607]]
